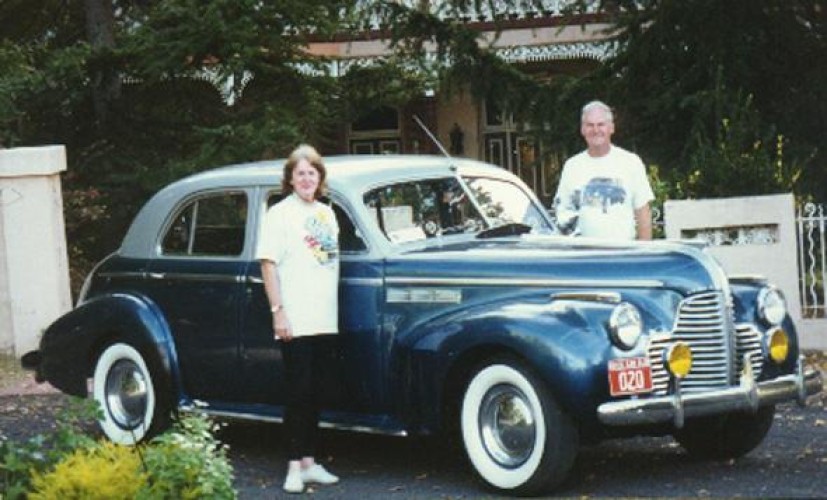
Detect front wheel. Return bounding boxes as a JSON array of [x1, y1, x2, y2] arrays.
[[673, 405, 775, 459], [92, 342, 169, 444], [460, 359, 578, 496]]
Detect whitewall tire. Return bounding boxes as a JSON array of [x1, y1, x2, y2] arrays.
[[92, 343, 161, 445], [460, 360, 577, 495]]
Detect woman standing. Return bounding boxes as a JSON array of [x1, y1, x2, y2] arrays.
[[256, 144, 340, 493]]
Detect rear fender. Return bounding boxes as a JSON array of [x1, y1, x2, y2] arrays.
[[39, 293, 181, 401]]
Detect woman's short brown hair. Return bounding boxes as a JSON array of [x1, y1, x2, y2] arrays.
[[281, 144, 327, 199]]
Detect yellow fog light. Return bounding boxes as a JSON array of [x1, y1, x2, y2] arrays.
[[664, 342, 693, 379], [768, 328, 789, 364]]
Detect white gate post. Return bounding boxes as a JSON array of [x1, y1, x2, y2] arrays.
[[0, 146, 72, 357], [664, 193, 825, 350]]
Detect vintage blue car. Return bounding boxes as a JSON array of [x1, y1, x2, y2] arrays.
[[24, 155, 823, 495]]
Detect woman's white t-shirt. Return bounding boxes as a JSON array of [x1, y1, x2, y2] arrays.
[[255, 194, 339, 337]]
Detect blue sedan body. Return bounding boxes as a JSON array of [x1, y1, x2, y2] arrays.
[[26, 155, 822, 494]]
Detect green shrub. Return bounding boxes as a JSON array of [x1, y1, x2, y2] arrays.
[[1, 398, 98, 499], [1, 399, 235, 499], [138, 412, 235, 499], [28, 441, 146, 499]]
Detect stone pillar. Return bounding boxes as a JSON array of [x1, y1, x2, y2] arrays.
[[0, 145, 72, 357]]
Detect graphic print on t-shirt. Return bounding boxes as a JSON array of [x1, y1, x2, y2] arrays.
[[581, 177, 627, 214], [304, 210, 339, 265]]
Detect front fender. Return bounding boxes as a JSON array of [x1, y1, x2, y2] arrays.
[[39, 292, 180, 400], [730, 282, 801, 377], [404, 298, 631, 432]]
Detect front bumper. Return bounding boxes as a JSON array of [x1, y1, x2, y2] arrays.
[[598, 355, 823, 428]]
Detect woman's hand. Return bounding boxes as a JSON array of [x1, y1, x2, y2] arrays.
[[273, 310, 293, 341]]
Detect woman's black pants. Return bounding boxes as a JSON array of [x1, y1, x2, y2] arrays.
[[281, 334, 336, 461]]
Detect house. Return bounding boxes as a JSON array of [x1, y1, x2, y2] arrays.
[[306, 1, 617, 205]]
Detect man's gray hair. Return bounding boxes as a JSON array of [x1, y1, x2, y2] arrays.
[[581, 100, 614, 123]]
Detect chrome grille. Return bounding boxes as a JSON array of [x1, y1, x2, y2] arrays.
[[647, 291, 731, 395], [735, 323, 764, 378]]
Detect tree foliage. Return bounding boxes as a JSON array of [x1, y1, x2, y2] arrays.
[[1, 0, 354, 285], [360, 0, 825, 200], [597, 0, 826, 199], [0, 0, 825, 284]]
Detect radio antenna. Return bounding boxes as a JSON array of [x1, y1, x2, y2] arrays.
[[412, 114, 451, 158]]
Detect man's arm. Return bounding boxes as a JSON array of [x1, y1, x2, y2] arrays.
[[634, 203, 652, 240]]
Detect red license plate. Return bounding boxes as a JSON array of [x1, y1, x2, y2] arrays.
[[608, 357, 653, 396]]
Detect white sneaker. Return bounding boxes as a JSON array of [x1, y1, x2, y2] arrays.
[[301, 464, 339, 485], [283, 467, 304, 494]]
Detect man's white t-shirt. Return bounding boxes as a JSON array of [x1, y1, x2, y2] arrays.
[[553, 145, 654, 240], [255, 194, 339, 337]]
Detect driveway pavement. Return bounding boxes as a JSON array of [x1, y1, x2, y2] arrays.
[[2, 352, 825, 498]]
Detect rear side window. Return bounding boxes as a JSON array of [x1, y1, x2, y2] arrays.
[[162, 192, 248, 257]]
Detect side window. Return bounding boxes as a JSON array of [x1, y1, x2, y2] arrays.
[[332, 203, 367, 252], [161, 192, 248, 257]]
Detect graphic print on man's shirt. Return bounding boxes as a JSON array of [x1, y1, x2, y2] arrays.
[[581, 177, 627, 214], [304, 210, 339, 265]]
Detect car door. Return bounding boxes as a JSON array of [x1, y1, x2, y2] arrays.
[[145, 189, 249, 402], [238, 191, 386, 416]]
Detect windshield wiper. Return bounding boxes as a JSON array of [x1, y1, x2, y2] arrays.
[[476, 222, 532, 239]]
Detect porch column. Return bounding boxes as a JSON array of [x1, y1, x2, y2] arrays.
[[0, 145, 72, 357]]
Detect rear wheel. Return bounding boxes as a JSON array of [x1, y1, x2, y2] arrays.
[[460, 359, 577, 496], [92, 343, 169, 444], [674, 405, 775, 459]]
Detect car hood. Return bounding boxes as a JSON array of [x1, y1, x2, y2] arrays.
[[385, 235, 726, 296]]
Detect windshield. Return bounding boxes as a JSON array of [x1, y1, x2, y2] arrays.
[[363, 175, 554, 244]]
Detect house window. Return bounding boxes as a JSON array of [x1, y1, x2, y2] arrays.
[[481, 100, 564, 204], [350, 106, 401, 154], [482, 100, 542, 195]]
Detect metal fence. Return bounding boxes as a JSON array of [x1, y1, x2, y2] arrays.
[[797, 202, 827, 318]]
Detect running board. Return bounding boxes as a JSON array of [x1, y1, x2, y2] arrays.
[[180, 404, 409, 437]]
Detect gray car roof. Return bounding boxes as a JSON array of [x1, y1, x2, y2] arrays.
[[119, 154, 526, 258]]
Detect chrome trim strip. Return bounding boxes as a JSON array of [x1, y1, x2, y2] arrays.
[[98, 270, 243, 283], [156, 273, 243, 283], [387, 287, 462, 304], [342, 277, 383, 287], [598, 356, 823, 427], [97, 271, 146, 280], [179, 407, 407, 437], [386, 276, 664, 288], [100, 272, 384, 286], [550, 291, 622, 304]]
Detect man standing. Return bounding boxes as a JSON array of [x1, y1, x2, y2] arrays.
[[553, 101, 654, 240]]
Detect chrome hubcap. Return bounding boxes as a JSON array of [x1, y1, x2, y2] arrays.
[[105, 359, 148, 429], [479, 384, 536, 467]]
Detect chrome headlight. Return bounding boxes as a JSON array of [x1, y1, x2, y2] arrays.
[[757, 286, 786, 326], [609, 302, 643, 350]]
